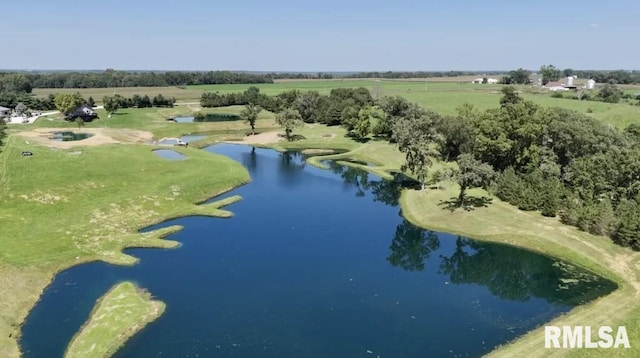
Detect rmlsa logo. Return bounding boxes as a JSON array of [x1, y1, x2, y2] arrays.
[[545, 326, 630, 349]]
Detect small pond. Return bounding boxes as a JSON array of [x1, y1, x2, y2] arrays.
[[152, 149, 186, 160], [20, 145, 617, 358], [173, 116, 194, 123], [51, 132, 93, 142]]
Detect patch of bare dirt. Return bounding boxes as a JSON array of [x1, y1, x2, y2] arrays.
[[224, 131, 283, 145], [16, 128, 153, 149]]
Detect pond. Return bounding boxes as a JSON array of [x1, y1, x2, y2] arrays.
[[152, 149, 186, 160], [173, 116, 194, 123], [20, 145, 616, 358], [51, 132, 93, 142]]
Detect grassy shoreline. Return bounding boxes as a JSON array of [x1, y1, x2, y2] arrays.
[[64, 282, 165, 358]]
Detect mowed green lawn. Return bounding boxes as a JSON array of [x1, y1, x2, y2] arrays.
[[0, 135, 249, 357]]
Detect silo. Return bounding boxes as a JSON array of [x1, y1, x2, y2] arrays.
[[566, 76, 575, 87], [586, 79, 596, 90]]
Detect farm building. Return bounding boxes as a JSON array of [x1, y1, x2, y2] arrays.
[[0, 106, 10, 118], [471, 78, 499, 84], [65, 104, 98, 122]]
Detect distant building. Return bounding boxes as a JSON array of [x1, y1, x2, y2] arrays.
[[472, 77, 499, 84], [545, 81, 569, 91], [0, 106, 10, 118], [586, 79, 596, 90], [65, 104, 98, 122]]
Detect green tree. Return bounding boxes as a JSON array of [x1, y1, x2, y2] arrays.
[[350, 106, 371, 141], [499, 86, 522, 107], [86, 96, 96, 107], [275, 108, 303, 141], [75, 117, 84, 130], [598, 81, 623, 103], [240, 103, 262, 135], [540, 65, 562, 85], [102, 95, 120, 116], [453, 154, 495, 205], [294, 91, 322, 123], [436, 104, 476, 161], [540, 177, 563, 217], [0, 117, 6, 149], [392, 107, 441, 190], [54, 92, 84, 116], [374, 95, 411, 138], [500, 68, 531, 85]]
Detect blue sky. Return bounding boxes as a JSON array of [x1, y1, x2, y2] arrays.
[[2, 0, 638, 71]]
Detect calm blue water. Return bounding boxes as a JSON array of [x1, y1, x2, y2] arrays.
[[173, 116, 195, 123], [152, 149, 186, 160], [20, 145, 616, 358]]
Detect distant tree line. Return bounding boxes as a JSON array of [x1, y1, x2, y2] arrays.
[[0, 70, 274, 89], [346, 71, 508, 79]]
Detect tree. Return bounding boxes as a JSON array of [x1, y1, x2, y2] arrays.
[[243, 86, 261, 105], [102, 95, 120, 116], [54, 92, 84, 116], [436, 104, 476, 161], [350, 106, 371, 141], [392, 107, 441, 190], [240, 103, 262, 135], [598, 81, 623, 103], [0, 117, 6, 149], [374, 95, 411, 138], [540, 65, 562, 85], [500, 68, 531, 85], [15, 102, 27, 116], [453, 154, 495, 205], [499, 86, 522, 107], [294, 91, 322, 123], [86, 96, 96, 107], [275, 108, 303, 141], [75, 117, 84, 130]]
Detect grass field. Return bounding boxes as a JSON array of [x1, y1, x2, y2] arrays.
[[33, 79, 640, 129], [64, 282, 164, 358]]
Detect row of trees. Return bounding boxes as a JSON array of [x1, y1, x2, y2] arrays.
[[0, 70, 274, 89], [346, 71, 507, 79], [425, 88, 640, 249], [102, 94, 175, 115]]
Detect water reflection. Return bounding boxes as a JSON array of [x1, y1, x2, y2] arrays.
[[387, 219, 440, 271]]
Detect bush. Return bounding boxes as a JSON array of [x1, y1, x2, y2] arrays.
[[550, 92, 564, 98]]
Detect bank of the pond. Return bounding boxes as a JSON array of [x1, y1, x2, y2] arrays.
[[0, 135, 250, 357], [283, 138, 638, 358]]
